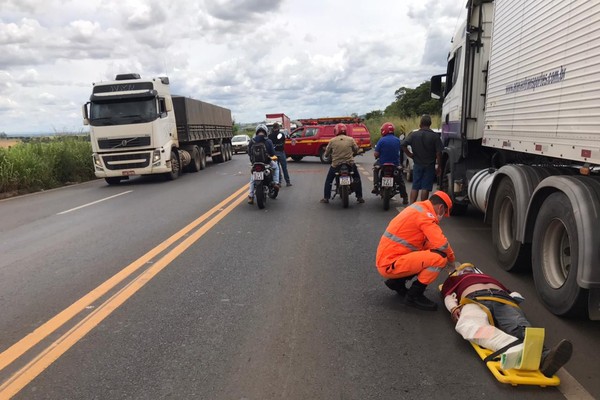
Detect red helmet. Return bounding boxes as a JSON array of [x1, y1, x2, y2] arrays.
[[380, 122, 395, 136], [334, 123, 347, 136]]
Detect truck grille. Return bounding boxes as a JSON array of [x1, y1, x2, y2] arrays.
[[98, 136, 151, 149], [102, 153, 151, 170]]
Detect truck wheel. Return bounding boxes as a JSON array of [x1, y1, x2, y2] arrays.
[[189, 146, 202, 172], [440, 161, 467, 215], [319, 147, 331, 164], [255, 183, 266, 209], [224, 143, 231, 161], [532, 192, 586, 316], [291, 156, 303, 162], [105, 177, 122, 185], [199, 147, 206, 170], [213, 149, 224, 163], [165, 150, 180, 180], [492, 177, 530, 271]]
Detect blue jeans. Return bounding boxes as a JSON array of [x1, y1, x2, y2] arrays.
[[323, 164, 363, 199], [275, 151, 290, 184], [412, 163, 436, 191], [249, 161, 280, 197]]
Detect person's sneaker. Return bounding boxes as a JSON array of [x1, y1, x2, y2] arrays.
[[286, 182, 293, 187], [384, 279, 408, 296], [402, 196, 409, 205], [540, 339, 573, 377], [405, 294, 438, 311], [357, 197, 365, 203], [247, 196, 254, 205], [273, 183, 281, 189], [319, 198, 329, 203], [371, 188, 379, 194]]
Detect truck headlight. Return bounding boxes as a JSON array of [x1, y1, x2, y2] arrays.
[[152, 149, 161, 165], [93, 154, 102, 168]]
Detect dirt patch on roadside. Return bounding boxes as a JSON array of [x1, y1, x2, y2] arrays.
[[0, 139, 20, 148]]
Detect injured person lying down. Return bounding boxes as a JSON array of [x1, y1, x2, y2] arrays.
[[440, 263, 573, 377]]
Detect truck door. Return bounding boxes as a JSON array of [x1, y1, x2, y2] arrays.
[[287, 127, 318, 156]]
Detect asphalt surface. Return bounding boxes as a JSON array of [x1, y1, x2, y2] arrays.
[[0, 153, 598, 400]]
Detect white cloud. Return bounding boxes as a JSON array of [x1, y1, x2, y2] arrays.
[[0, 0, 465, 133]]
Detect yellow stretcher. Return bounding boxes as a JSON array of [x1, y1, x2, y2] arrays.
[[470, 327, 560, 387], [439, 265, 561, 387]]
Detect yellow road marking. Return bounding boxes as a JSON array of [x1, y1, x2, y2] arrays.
[[0, 185, 247, 398]]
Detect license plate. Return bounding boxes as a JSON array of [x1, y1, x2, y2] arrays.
[[122, 170, 135, 176], [340, 176, 351, 185], [382, 177, 394, 187], [252, 171, 264, 180]]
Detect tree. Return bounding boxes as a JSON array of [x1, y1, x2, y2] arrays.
[[365, 110, 383, 120], [384, 81, 441, 118]]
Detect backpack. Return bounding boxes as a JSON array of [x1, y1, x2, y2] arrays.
[[251, 140, 270, 163]]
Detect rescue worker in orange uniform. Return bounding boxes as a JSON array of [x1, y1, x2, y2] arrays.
[[376, 191, 455, 310]]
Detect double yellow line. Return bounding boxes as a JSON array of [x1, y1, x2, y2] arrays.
[[0, 185, 248, 399]]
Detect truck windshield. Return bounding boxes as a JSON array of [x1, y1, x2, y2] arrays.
[[90, 97, 157, 126]]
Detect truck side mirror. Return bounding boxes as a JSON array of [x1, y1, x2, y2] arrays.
[[430, 74, 445, 100], [82, 103, 90, 126]]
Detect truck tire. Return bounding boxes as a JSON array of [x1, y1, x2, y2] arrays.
[[105, 177, 122, 185], [164, 150, 180, 180], [319, 147, 331, 164], [382, 187, 392, 211], [532, 192, 586, 317], [213, 149, 224, 163], [224, 143, 231, 161], [492, 177, 530, 271], [255, 183, 266, 209], [291, 156, 303, 162], [440, 160, 467, 215], [199, 147, 206, 170], [189, 146, 202, 172]]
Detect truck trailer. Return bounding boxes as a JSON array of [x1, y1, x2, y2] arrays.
[[83, 73, 233, 184], [265, 113, 291, 134], [430, 0, 600, 319]]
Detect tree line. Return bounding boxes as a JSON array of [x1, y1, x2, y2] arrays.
[[365, 81, 441, 121]]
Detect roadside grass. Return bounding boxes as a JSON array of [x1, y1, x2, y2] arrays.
[[364, 115, 442, 145], [0, 136, 95, 198]]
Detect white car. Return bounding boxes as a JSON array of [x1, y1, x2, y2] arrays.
[[232, 134, 251, 154]]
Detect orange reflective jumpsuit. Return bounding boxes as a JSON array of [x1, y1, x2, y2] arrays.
[[376, 200, 455, 284]]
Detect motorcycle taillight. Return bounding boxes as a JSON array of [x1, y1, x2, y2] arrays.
[[254, 164, 264, 172], [382, 165, 395, 176]]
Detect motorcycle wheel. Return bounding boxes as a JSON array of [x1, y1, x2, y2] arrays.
[[341, 185, 350, 208], [256, 182, 266, 209], [382, 187, 392, 211]]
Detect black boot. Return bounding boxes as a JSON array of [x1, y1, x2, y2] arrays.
[[540, 339, 573, 377], [405, 281, 438, 311], [384, 278, 408, 295]]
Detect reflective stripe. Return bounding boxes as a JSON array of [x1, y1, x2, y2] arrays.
[[410, 204, 424, 212], [425, 266, 444, 273], [383, 231, 419, 251], [434, 242, 449, 251]]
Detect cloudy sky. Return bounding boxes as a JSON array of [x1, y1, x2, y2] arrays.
[[0, 0, 466, 134]]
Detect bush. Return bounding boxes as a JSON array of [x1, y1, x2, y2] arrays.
[[0, 136, 94, 196], [365, 115, 442, 146]]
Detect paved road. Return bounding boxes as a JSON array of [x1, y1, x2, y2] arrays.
[[0, 154, 598, 399]]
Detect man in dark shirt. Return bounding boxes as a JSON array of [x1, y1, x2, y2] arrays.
[[402, 115, 443, 204], [268, 123, 292, 186]]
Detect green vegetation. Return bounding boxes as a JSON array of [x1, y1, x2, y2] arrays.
[[365, 114, 442, 145], [0, 136, 95, 197]]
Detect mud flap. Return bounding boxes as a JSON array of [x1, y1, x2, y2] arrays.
[[588, 288, 600, 321]]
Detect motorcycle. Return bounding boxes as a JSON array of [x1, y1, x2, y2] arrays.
[[251, 161, 279, 209], [376, 163, 408, 210], [331, 163, 355, 208]]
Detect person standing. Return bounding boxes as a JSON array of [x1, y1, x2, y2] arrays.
[[402, 114, 443, 204], [375, 191, 455, 310], [371, 122, 408, 205], [320, 123, 364, 204], [268, 122, 292, 186]]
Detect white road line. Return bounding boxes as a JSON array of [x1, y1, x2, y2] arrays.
[[56, 191, 133, 215], [557, 369, 596, 400]]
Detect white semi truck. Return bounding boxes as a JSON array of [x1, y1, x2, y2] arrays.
[[431, 0, 600, 319], [83, 73, 233, 184]]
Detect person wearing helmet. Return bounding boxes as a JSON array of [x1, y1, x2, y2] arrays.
[[319, 123, 364, 204], [375, 191, 455, 310], [371, 122, 408, 204], [441, 263, 573, 377], [247, 124, 280, 204], [402, 114, 443, 204]]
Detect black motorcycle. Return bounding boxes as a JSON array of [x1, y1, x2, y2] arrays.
[[251, 161, 279, 209], [332, 163, 355, 208], [376, 163, 408, 210]]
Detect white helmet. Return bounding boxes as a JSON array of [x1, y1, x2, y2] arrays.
[[255, 124, 268, 136]]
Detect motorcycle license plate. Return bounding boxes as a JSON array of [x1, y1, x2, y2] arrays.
[[252, 171, 264, 180], [340, 176, 351, 185], [382, 177, 394, 187]]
